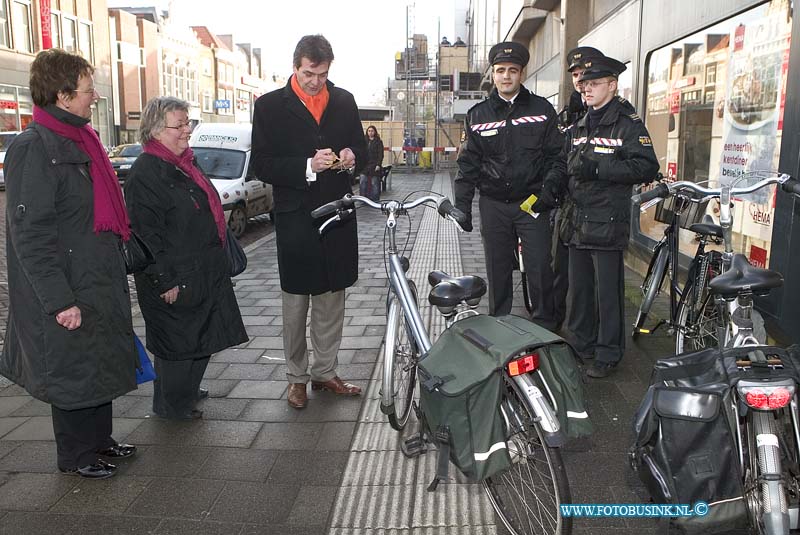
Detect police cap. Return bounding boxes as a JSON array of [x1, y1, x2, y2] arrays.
[[488, 41, 530, 67], [566, 46, 604, 71], [578, 55, 627, 81]]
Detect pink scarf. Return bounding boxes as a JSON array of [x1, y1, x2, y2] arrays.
[[32, 106, 130, 241], [143, 140, 227, 246]]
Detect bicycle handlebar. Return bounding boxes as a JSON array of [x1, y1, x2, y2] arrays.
[[632, 172, 796, 206]]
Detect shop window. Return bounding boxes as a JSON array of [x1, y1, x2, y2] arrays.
[[62, 16, 76, 53], [78, 21, 93, 63], [641, 0, 791, 266], [12, 0, 32, 53], [0, 1, 11, 48], [50, 12, 61, 48]]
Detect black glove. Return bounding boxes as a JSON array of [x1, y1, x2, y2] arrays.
[[532, 187, 557, 213], [579, 152, 599, 181], [458, 212, 473, 232]]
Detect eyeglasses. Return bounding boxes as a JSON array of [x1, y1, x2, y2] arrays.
[[164, 122, 192, 130], [582, 80, 611, 89], [73, 87, 99, 96]]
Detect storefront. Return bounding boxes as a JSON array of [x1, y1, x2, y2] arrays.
[[579, 0, 800, 339], [0, 83, 33, 133]]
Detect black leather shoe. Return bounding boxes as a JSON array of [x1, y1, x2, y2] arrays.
[[197, 388, 209, 400], [97, 443, 137, 459], [60, 462, 116, 479]]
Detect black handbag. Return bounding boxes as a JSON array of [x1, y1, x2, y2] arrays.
[[121, 231, 155, 274], [225, 227, 247, 277]]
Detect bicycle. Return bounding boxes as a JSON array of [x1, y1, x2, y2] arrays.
[[513, 237, 534, 314], [634, 171, 800, 534], [312, 192, 572, 535], [631, 179, 725, 353]]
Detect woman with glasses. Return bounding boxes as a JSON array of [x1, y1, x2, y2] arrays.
[[124, 97, 248, 420], [0, 49, 137, 479]]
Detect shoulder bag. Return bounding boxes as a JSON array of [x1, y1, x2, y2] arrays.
[[225, 227, 247, 277]]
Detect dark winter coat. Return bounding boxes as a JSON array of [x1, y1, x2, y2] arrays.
[[123, 153, 248, 360], [250, 79, 367, 295], [361, 137, 384, 177], [565, 96, 659, 250], [454, 86, 567, 225], [0, 119, 137, 410]]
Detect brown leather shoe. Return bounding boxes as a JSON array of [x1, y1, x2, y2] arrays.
[[311, 376, 362, 396], [287, 383, 308, 409]]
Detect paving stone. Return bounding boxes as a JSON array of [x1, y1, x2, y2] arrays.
[[122, 445, 211, 477], [198, 379, 240, 398], [336, 364, 378, 381], [195, 448, 279, 482], [250, 422, 323, 451], [240, 525, 327, 535], [0, 417, 28, 439], [315, 422, 358, 450], [0, 396, 32, 417], [238, 400, 299, 423], [50, 475, 151, 513], [110, 396, 142, 417], [207, 482, 299, 525], [194, 398, 249, 420], [0, 512, 162, 535], [245, 337, 284, 350], [127, 477, 225, 519], [227, 380, 287, 399], [125, 419, 263, 448], [0, 416, 53, 441], [211, 348, 265, 364], [218, 363, 277, 381], [0, 473, 77, 511], [202, 362, 230, 379], [286, 485, 339, 526], [0, 441, 57, 473], [0, 385, 28, 397], [154, 519, 246, 535], [267, 450, 349, 485], [295, 397, 362, 423], [126, 381, 155, 397]]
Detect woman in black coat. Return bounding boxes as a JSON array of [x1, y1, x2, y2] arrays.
[[124, 97, 248, 420], [0, 50, 138, 479], [359, 125, 384, 201]]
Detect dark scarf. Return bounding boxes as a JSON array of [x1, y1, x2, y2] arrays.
[[142, 140, 227, 246], [32, 105, 130, 241], [586, 101, 611, 133]]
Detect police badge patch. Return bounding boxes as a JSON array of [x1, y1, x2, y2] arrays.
[[638, 136, 652, 146]]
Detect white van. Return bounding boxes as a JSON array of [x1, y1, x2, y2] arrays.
[[189, 123, 273, 238]]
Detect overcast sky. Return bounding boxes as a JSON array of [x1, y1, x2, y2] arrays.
[[109, 0, 458, 105]]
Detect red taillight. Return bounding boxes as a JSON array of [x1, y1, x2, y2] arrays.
[[508, 353, 539, 377], [742, 387, 794, 409]]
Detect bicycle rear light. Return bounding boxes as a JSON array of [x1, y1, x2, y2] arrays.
[[738, 381, 795, 410], [507, 353, 539, 377]]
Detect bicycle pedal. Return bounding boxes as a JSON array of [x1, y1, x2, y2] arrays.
[[401, 434, 428, 458]]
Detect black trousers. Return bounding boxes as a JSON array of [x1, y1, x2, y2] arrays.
[[51, 402, 115, 471], [567, 247, 626, 365], [152, 355, 209, 418], [479, 195, 556, 330], [551, 209, 570, 328]]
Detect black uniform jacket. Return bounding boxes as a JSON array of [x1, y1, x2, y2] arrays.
[[565, 97, 659, 250], [0, 119, 137, 409], [124, 153, 248, 360], [251, 79, 366, 295], [454, 86, 566, 221]]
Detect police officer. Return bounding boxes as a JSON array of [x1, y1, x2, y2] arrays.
[[565, 55, 658, 378], [552, 46, 605, 330], [455, 41, 566, 329]]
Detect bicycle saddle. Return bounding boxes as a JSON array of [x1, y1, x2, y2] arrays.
[[708, 253, 783, 298], [427, 270, 487, 308], [688, 215, 723, 238]]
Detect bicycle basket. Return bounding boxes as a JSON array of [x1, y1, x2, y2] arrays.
[[654, 195, 710, 230]]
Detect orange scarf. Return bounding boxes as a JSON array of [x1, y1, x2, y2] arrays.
[[290, 74, 329, 124]]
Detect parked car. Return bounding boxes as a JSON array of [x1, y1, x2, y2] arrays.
[[109, 143, 143, 182], [0, 131, 21, 190], [189, 123, 273, 238]]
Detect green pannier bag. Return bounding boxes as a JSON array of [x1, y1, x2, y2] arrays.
[[417, 314, 591, 487]]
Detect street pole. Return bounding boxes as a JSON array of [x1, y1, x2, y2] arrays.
[[405, 5, 411, 169], [435, 18, 440, 172]]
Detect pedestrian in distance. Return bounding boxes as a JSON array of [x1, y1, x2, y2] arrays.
[[251, 34, 367, 410], [0, 49, 137, 479], [359, 125, 384, 202], [552, 46, 606, 330], [454, 41, 567, 330], [563, 55, 659, 378], [124, 96, 248, 419]]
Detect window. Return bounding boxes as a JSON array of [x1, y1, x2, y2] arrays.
[[202, 90, 212, 112], [0, 0, 11, 48], [78, 21, 93, 62], [12, 0, 32, 53], [202, 58, 212, 76], [50, 12, 61, 48], [641, 0, 791, 265], [62, 16, 76, 53]]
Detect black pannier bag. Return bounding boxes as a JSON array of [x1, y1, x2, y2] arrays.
[[630, 346, 752, 533], [416, 314, 590, 489]]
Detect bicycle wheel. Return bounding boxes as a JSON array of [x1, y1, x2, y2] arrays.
[[382, 285, 419, 431], [484, 376, 572, 535], [675, 252, 723, 353], [632, 244, 668, 339]]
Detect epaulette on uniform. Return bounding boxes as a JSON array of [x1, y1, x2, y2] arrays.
[[628, 112, 642, 123]]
